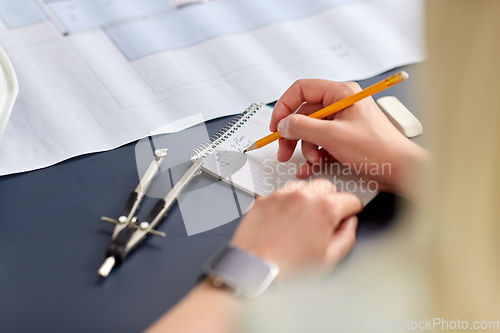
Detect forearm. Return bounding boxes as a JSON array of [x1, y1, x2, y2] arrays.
[[145, 279, 240, 333], [391, 140, 431, 205]]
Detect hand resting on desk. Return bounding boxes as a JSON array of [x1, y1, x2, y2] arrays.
[[146, 180, 361, 333], [232, 179, 362, 278]]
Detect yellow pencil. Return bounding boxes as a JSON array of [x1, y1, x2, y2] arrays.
[[244, 71, 409, 153]]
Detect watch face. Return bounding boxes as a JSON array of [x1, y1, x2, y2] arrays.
[[204, 244, 279, 297]]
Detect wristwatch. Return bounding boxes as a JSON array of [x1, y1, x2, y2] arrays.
[[202, 242, 279, 297]]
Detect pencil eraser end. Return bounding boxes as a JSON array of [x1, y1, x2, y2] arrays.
[[400, 71, 409, 80], [376, 96, 422, 138]]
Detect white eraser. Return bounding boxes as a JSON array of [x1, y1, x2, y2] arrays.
[[400, 71, 409, 80], [376, 96, 423, 138]]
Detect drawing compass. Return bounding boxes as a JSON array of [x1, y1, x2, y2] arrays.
[[98, 149, 204, 278]]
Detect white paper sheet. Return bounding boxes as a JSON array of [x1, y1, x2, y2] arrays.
[[200, 105, 378, 205], [0, 0, 424, 175]]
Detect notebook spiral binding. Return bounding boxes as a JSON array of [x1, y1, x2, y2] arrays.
[[191, 103, 262, 161]]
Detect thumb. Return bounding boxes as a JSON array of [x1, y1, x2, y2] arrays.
[[277, 114, 340, 149]]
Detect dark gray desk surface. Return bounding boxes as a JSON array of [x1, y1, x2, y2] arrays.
[[0, 66, 420, 332]]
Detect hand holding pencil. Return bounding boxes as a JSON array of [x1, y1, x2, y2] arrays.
[[245, 71, 408, 153], [244, 72, 427, 196]]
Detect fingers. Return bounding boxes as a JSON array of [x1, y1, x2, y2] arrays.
[[271, 80, 362, 162], [270, 79, 362, 132], [272, 80, 361, 162], [276, 179, 338, 197], [301, 142, 336, 166], [299, 179, 363, 213], [276, 103, 324, 162], [291, 180, 361, 235], [274, 179, 363, 225], [295, 102, 325, 116], [324, 216, 358, 265], [296, 158, 336, 179], [278, 114, 340, 150], [296, 161, 316, 180], [301, 140, 322, 165], [296, 148, 336, 179], [326, 192, 363, 222], [277, 138, 297, 162]]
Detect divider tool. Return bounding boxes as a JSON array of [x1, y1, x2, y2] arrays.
[[98, 149, 204, 278]]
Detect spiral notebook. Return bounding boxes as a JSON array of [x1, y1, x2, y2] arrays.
[[190, 103, 378, 206]]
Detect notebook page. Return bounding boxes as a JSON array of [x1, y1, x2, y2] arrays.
[[201, 105, 378, 206]]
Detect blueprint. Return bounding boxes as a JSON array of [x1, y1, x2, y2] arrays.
[[0, 0, 425, 175]]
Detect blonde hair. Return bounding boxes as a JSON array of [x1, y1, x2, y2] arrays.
[[423, 0, 500, 321]]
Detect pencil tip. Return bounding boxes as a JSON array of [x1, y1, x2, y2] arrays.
[[245, 143, 258, 153]]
